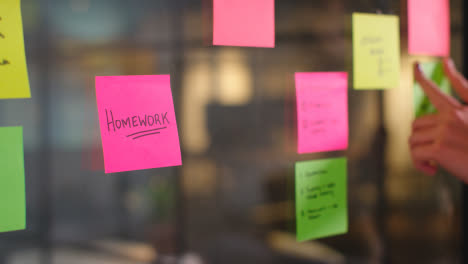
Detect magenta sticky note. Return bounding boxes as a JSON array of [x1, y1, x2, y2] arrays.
[[408, 0, 450, 56], [96, 75, 182, 173], [213, 0, 275, 48], [296, 72, 348, 154]]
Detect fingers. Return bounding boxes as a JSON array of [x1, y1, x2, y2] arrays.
[[414, 62, 461, 111], [410, 143, 439, 175], [412, 114, 438, 130], [409, 126, 438, 147], [442, 58, 468, 103], [414, 161, 438, 175]]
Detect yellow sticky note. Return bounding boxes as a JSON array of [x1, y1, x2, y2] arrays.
[[0, 0, 31, 99], [352, 13, 400, 89]]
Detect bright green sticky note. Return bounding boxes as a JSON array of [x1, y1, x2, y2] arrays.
[[295, 158, 347, 242], [352, 13, 400, 89], [414, 61, 452, 118], [0, 126, 26, 233], [0, 0, 31, 99]]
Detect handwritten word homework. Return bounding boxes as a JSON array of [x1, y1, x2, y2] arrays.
[[296, 158, 348, 241], [96, 75, 182, 173], [352, 13, 400, 89], [105, 110, 170, 140], [295, 72, 348, 154], [0, 127, 26, 233], [0, 0, 30, 99]]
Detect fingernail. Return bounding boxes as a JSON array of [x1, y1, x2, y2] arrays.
[[414, 63, 422, 75], [447, 58, 455, 68]]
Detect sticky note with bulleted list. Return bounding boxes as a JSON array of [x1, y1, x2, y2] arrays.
[[295, 72, 348, 154], [352, 13, 400, 89], [0, 126, 26, 233], [296, 158, 348, 242]]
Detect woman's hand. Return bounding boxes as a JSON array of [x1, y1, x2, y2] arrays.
[[409, 58, 468, 183]]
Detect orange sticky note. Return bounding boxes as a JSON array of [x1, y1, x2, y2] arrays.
[[213, 0, 275, 48], [408, 0, 450, 56]]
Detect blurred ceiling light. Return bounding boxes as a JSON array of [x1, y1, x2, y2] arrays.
[[182, 59, 212, 154], [216, 49, 253, 106]]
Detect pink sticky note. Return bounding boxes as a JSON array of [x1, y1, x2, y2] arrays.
[[408, 0, 450, 56], [213, 0, 275, 48], [295, 72, 348, 154], [96, 75, 182, 173]]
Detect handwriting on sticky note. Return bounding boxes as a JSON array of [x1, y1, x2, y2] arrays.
[[408, 0, 450, 56], [0, 126, 26, 233], [96, 75, 182, 173], [414, 61, 452, 118], [295, 72, 348, 154], [296, 158, 347, 242], [352, 13, 400, 89], [0, 0, 31, 99], [213, 0, 275, 48], [105, 110, 170, 139]]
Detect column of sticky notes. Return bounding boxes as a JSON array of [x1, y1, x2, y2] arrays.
[[0, 0, 30, 99], [294, 72, 349, 241], [0, 0, 28, 234]]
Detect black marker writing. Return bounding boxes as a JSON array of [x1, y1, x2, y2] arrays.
[[132, 131, 161, 140], [370, 48, 384, 55], [0, 59, 9, 65], [305, 170, 327, 177], [0, 16, 9, 66], [361, 36, 393, 78], [105, 109, 170, 140], [0, 17, 4, 39], [106, 109, 170, 132], [361, 36, 382, 46]]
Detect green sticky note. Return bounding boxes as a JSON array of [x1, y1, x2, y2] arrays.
[[0, 0, 31, 99], [0, 126, 26, 233], [295, 158, 347, 242], [352, 13, 400, 89], [414, 61, 452, 118]]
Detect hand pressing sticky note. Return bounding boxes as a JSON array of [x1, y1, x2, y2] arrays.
[[295, 72, 348, 154], [0, 126, 26, 233], [96, 75, 182, 173], [213, 0, 275, 48], [414, 62, 452, 118], [352, 13, 400, 89], [408, 0, 450, 57], [296, 158, 347, 242], [0, 0, 31, 99]]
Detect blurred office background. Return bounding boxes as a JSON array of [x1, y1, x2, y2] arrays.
[[0, 0, 464, 263]]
